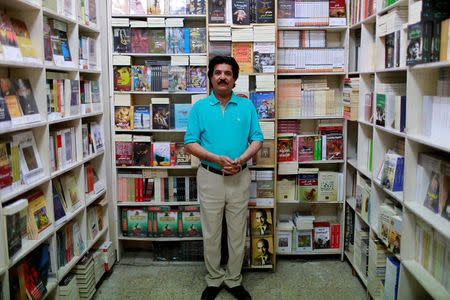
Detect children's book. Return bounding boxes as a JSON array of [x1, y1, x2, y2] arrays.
[[187, 66, 207, 92]]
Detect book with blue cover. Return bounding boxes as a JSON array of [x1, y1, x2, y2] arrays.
[[187, 66, 207, 92], [174, 104, 192, 129], [166, 28, 186, 54], [250, 91, 275, 119], [168, 66, 187, 92], [132, 65, 146, 91], [133, 105, 151, 129]]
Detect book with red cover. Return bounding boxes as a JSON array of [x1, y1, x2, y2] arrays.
[[313, 221, 330, 249], [277, 135, 294, 162], [115, 141, 133, 166], [297, 135, 315, 162], [131, 28, 150, 53], [330, 223, 340, 248], [326, 135, 343, 160], [85, 163, 94, 194]]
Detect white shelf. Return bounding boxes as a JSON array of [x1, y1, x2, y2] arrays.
[[51, 161, 84, 179], [82, 151, 105, 164], [346, 197, 356, 211], [371, 228, 401, 261], [114, 91, 204, 95], [0, 120, 46, 135], [1, 175, 50, 203], [87, 225, 109, 250], [55, 204, 85, 232], [42, 279, 58, 300], [277, 71, 346, 76], [344, 250, 368, 287], [278, 116, 343, 120], [57, 254, 83, 282], [82, 111, 103, 118], [372, 179, 403, 204], [112, 14, 207, 19], [0, 0, 41, 10], [48, 114, 82, 125], [299, 160, 345, 164], [405, 202, 450, 241], [375, 67, 407, 73], [0, 60, 43, 69], [277, 200, 342, 205], [277, 248, 341, 255], [118, 235, 203, 241], [78, 23, 100, 34], [113, 53, 207, 56], [116, 165, 194, 169], [402, 260, 450, 300], [374, 125, 406, 138], [117, 201, 199, 206], [79, 68, 102, 74], [42, 7, 78, 24], [86, 189, 107, 207], [358, 119, 373, 127], [406, 135, 450, 153], [45, 65, 79, 72], [277, 26, 347, 32], [409, 60, 450, 71]]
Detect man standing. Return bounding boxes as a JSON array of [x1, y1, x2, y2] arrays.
[[185, 56, 263, 300]]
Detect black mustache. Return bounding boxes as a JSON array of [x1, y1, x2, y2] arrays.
[[218, 80, 228, 84]]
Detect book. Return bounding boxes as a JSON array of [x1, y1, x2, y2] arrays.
[[1, 78, 23, 120], [27, 190, 53, 239], [131, 28, 150, 53], [318, 171, 338, 202], [188, 0, 206, 15], [209, 0, 226, 23], [187, 66, 207, 92], [156, 210, 178, 237], [90, 121, 104, 153], [168, 66, 187, 92], [113, 66, 132, 91], [113, 28, 131, 53], [375, 93, 386, 126], [251, 91, 275, 119], [297, 135, 315, 162], [297, 168, 319, 202], [14, 131, 44, 184], [0, 92, 11, 128], [329, 0, 346, 26], [231, 42, 253, 74], [13, 79, 40, 118], [253, 43, 275, 73], [152, 103, 170, 129], [296, 230, 313, 252], [0, 13, 22, 61], [148, 29, 166, 54], [180, 210, 202, 237], [255, 140, 275, 166], [60, 172, 81, 213], [112, 0, 129, 14], [277, 135, 295, 162], [0, 141, 12, 190], [10, 18, 39, 63], [87, 206, 99, 239], [251, 208, 273, 237], [3, 199, 28, 258], [129, 0, 147, 14], [133, 142, 151, 166], [175, 143, 191, 166], [52, 183, 67, 223], [252, 237, 274, 265], [325, 135, 343, 160], [380, 152, 404, 192], [256, 0, 275, 23], [133, 105, 151, 129], [151, 142, 174, 166], [132, 65, 146, 91], [174, 104, 192, 130], [407, 23, 422, 65], [189, 28, 206, 53], [313, 221, 330, 249], [148, 0, 164, 14], [232, 0, 250, 25], [169, 0, 186, 14], [166, 28, 186, 54]]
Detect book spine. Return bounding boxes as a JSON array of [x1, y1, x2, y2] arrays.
[[184, 28, 190, 53]]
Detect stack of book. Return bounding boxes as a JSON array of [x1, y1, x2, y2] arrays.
[[232, 27, 254, 42], [250, 208, 274, 266], [277, 120, 300, 133], [355, 173, 371, 223], [147, 18, 165, 27], [255, 75, 275, 91], [375, 82, 406, 129], [72, 255, 96, 300], [278, 30, 326, 48], [296, 168, 343, 202], [92, 249, 106, 284], [276, 217, 295, 253], [353, 225, 370, 277], [377, 7, 408, 37], [249, 170, 274, 206], [49, 127, 77, 172], [343, 77, 359, 121], [277, 79, 301, 119], [79, 35, 97, 70], [367, 237, 390, 298], [277, 48, 345, 73], [253, 25, 276, 42], [378, 201, 402, 255], [278, 0, 332, 27], [209, 26, 232, 41], [59, 274, 80, 300], [46, 75, 80, 121], [165, 18, 184, 27]]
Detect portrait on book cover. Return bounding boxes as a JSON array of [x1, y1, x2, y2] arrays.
[[252, 237, 273, 266], [251, 208, 273, 236]]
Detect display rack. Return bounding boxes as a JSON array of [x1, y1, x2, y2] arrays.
[[345, 0, 450, 299]]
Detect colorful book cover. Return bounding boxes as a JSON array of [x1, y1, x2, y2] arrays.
[[149, 29, 166, 54], [152, 103, 170, 129], [148, 0, 164, 14], [0, 13, 22, 61], [132, 65, 146, 91], [0, 78, 22, 118], [10, 18, 38, 61], [375, 93, 386, 126], [174, 104, 192, 129], [0, 142, 12, 189], [313, 222, 330, 249], [43, 21, 53, 62], [166, 28, 185, 54], [129, 0, 148, 14], [208, 0, 226, 23], [156, 211, 178, 237], [180, 211, 202, 237], [131, 28, 150, 53], [115, 106, 133, 129], [407, 23, 422, 65], [27, 190, 52, 236], [251, 91, 275, 119], [115, 141, 133, 166], [189, 28, 206, 53], [175, 143, 191, 166], [152, 142, 171, 166], [59, 30, 72, 62], [133, 105, 151, 129], [187, 66, 207, 92], [423, 171, 440, 213], [13, 79, 39, 116], [122, 208, 148, 236], [113, 66, 132, 91], [329, 0, 346, 25], [168, 66, 187, 92], [231, 42, 253, 74], [277, 0, 294, 19], [325, 135, 343, 160], [296, 230, 313, 251], [277, 136, 294, 162], [133, 142, 152, 166], [113, 28, 131, 53], [188, 0, 206, 15], [297, 135, 315, 162], [232, 0, 250, 25], [256, 0, 275, 23], [385, 32, 395, 68], [253, 43, 275, 73], [297, 168, 318, 202], [252, 237, 274, 266], [251, 208, 273, 236]]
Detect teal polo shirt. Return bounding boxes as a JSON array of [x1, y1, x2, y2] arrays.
[[184, 91, 264, 170]]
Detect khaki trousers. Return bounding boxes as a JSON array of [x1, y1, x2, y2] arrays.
[[197, 165, 250, 288]]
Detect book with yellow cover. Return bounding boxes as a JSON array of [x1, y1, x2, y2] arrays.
[[0, 78, 23, 118], [231, 42, 253, 74], [10, 18, 39, 63], [27, 190, 53, 239], [61, 172, 82, 212]]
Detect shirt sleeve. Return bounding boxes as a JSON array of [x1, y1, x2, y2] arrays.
[[249, 104, 264, 143], [184, 103, 201, 145]]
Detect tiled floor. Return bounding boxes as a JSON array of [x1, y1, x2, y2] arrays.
[[93, 253, 367, 300]]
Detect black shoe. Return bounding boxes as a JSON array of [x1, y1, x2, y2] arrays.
[[224, 285, 252, 300], [201, 286, 222, 300]]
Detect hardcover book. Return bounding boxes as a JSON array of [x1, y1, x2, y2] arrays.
[[156, 211, 178, 237], [113, 66, 132, 91], [113, 28, 131, 53], [133, 105, 151, 129], [180, 211, 202, 237], [187, 66, 207, 92], [131, 28, 150, 53]]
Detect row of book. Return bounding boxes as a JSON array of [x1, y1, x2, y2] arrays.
[[348, 0, 376, 25], [115, 101, 191, 130], [278, 30, 327, 48], [209, 25, 276, 43], [277, 48, 345, 73], [117, 174, 197, 202], [113, 65, 207, 92], [378, 201, 402, 255], [278, 0, 346, 27], [44, 17, 74, 68], [277, 170, 343, 203], [207, 0, 275, 25], [277, 132, 344, 162], [416, 153, 450, 221], [343, 77, 360, 121], [245, 208, 274, 266], [121, 206, 202, 237], [374, 82, 406, 128], [81, 121, 105, 158], [0, 13, 39, 63], [409, 1, 449, 65], [115, 136, 187, 166], [112, 0, 206, 16], [277, 214, 341, 253], [113, 27, 206, 54], [50, 127, 77, 171], [376, 149, 405, 192], [249, 171, 274, 207], [0, 78, 41, 128], [415, 220, 450, 292], [44, 0, 97, 26], [79, 35, 98, 70], [56, 221, 86, 268]]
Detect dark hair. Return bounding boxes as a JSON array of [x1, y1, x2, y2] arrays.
[[258, 238, 269, 249], [208, 56, 239, 81], [257, 209, 267, 219]]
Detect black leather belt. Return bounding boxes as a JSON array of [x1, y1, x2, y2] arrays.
[[201, 163, 247, 176]]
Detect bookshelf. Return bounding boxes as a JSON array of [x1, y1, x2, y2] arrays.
[[0, 0, 112, 299], [345, 0, 450, 299]]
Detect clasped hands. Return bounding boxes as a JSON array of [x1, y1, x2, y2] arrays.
[[216, 155, 243, 175]]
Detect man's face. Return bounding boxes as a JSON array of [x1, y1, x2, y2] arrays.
[[257, 241, 267, 255], [256, 212, 265, 224], [211, 63, 235, 93]]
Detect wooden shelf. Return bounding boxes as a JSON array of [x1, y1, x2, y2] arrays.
[[402, 260, 450, 300]]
